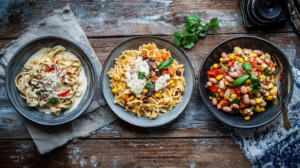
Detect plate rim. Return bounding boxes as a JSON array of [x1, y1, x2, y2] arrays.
[[198, 35, 294, 129], [5, 36, 96, 126], [100, 36, 195, 127]]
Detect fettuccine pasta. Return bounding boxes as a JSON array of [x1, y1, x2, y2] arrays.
[[108, 43, 185, 119], [15, 46, 87, 115]]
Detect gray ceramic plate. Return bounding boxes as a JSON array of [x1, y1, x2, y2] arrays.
[[101, 36, 195, 127], [6, 36, 96, 126], [199, 36, 294, 128]]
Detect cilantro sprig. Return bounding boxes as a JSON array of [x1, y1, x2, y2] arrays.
[[146, 82, 153, 89], [173, 14, 219, 49], [138, 72, 145, 79], [47, 97, 57, 104]]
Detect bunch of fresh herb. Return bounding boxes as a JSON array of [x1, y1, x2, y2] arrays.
[[173, 14, 219, 49]]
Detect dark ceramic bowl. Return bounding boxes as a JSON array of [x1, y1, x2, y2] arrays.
[[101, 36, 195, 127], [6, 36, 96, 126], [199, 36, 294, 128]]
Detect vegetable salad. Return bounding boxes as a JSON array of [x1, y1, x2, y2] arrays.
[[206, 47, 279, 120]]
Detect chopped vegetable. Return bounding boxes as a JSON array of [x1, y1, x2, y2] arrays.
[[146, 82, 153, 89], [57, 89, 71, 97], [138, 72, 145, 79], [209, 86, 218, 92], [47, 97, 57, 104]]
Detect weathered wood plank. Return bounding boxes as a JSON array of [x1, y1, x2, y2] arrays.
[[0, 33, 299, 139], [0, 0, 295, 38], [0, 138, 251, 167]]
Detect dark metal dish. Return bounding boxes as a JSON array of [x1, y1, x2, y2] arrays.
[[198, 36, 294, 128], [5, 36, 96, 126]]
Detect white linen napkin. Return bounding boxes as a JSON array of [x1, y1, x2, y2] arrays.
[[0, 5, 117, 154]]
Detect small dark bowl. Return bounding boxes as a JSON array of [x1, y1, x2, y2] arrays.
[[6, 36, 96, 126], [199, 36, 294, 128], [101, 36, 195, 127]]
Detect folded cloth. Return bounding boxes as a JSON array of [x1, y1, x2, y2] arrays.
[[0, 5, 117, 154], [225, 65, 300, 167]]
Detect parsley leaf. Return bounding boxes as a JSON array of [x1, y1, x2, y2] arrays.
[[173, 14, 219, 49], [122, 56, 125, 59], [146, 82, 153, 89], [138, 72, 145, 79], [47, 97, 57, 104]]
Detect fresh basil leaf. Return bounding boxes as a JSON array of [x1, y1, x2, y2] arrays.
[[138, 72, 145, 79], [158, 58, 174, 70], [242, 62, 252, 74], [251, 75, 261, 93], [231, 99, 240, 104], [232, 75, 250, 87]]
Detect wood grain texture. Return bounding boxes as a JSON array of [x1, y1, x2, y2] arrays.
[[0, 138, 251, 168], [0, 0, 295, 38], [0, 32, 299, 139]]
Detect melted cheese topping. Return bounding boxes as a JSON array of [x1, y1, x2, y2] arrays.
[[155, 74, 171, 91]]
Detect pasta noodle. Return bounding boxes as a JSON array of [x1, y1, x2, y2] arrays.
[[15, 46, 87, 115], [108, 43, 186, 119]]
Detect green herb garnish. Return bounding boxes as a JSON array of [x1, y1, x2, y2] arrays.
[[231, 99, 240, 104], [173, 14, 219, 49], [138, 72, 145, 79], [264, 67, 271, 73], [242, 62, 252, 74], [157, 58, 174, 70], [232, 75, 250, 87], [122, 56, 125, 59], [250, 75, 261, 93], [36, 92, 41, 96], [47, 97, 57, 104], [146, 82, 153, 89]]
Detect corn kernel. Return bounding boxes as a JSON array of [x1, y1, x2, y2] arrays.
[[244, 116, 250, 120], [229, 54, 235, 60], [259, 75, 266, 79], [143, 89, 148, 93], [213, 64, 218, 68], [239, 58, 244, 63], [260, 107, 265, 112], [231, 94, 237, 99], [129, 95, 135, 100], [270, 89, 274, 95], [225, 81, 229, 85], [255, 105, 261, 111], [220, 58, 224, 63], [236, 57, 239, 61], [253, 53, 257, 57], [246, 79, 251, 83], [256, 97, 263, 104], [248, 88, 253, 92], [117, 82, 123, 87], [271, 78, 275, 83], [216, 75, 223, 80], [267, 96, 273, 100], [155, 93, 162, 98], [169, 79, 174, 84], [112, 89, 118, 94], [209, 96, 213, 100]]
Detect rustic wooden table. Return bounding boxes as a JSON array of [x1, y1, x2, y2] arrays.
[[0, 0, 299, 167]]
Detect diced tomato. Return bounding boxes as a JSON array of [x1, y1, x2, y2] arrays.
[[140, 94, 146, 100], [161, 54, 168, 61], [57, 89, 71, 97], [227, 61, 234, 67], [45, 67, 55, 73], [124, 94, 129, 103], [151, 74, 158, 81], [219, 68, 227, 72], [235, 54, 240, 57], [239, 101, 248, 108], [280, 72, 284, 81], [61, 78, 65, 82], [56, 61, 58, 64], [161, 69, 169, 75], [67, 72, 76, 75], [168, 67, 176, 76], [251, 61, 257, 68], [218, 92, 225, 98], [219, 99, 230, 106], [207, 71, 217, 77], [209, 86, 218, 93], [234, 86, 241, 95]]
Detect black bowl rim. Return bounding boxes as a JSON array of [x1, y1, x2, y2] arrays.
[[100, 36, 195, 127], [198, 35, 294, 129], [5, 36, 96, 126]]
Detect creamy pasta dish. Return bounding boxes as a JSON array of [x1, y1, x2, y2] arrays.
[[15, 46, 87, 116], [108, 43, 186, 119]]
